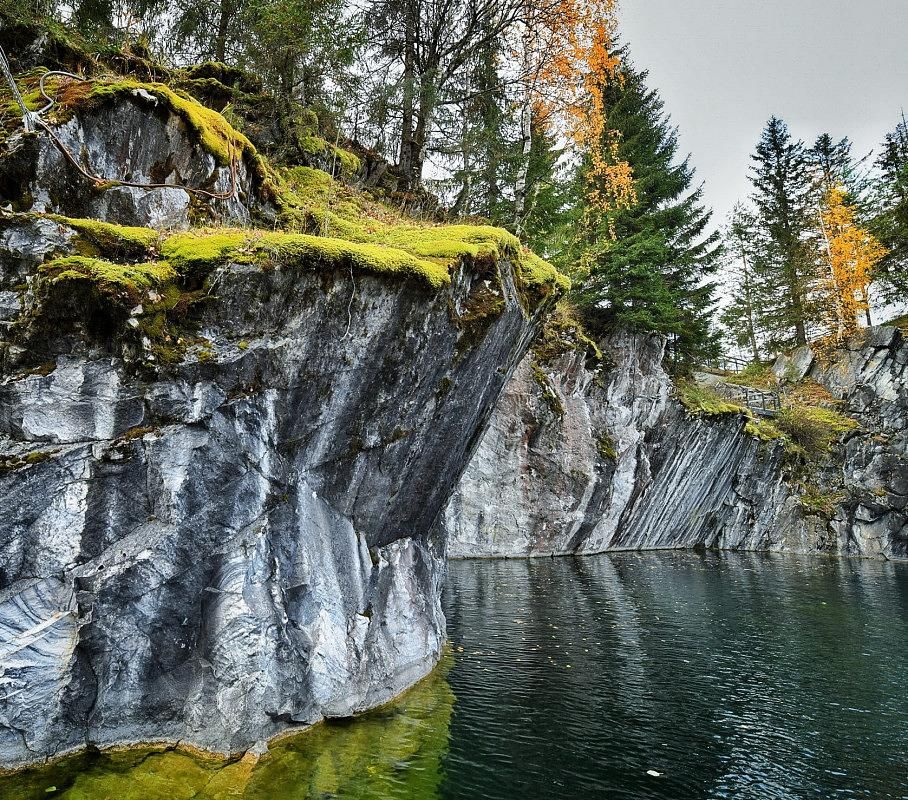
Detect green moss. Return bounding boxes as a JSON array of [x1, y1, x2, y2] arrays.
[[676, 381, 747, 418], [85, 80, 259, 168], [48, 214, 159, 259], [436, 376, 453, 398], [519, 249, 571, 298], [120, 425, 155, 440], [531, 362, 564, 418], [41, 256, 176, 302], [160, 231, 247, 272], [273, 167, 568, 299], [533, 301, 601, 363], [597, 431, 618, 461], [163, 229, 451, 288], [0, 450, 53, 473], [300, 134, 362, 175]]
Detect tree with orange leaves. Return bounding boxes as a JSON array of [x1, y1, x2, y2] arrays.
[[817, 185, 887, 340], [512, 0, 635, 231], [570, 57, 722, 365]]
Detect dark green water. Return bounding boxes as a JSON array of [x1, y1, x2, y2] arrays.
[[3, 551, 908, 799]]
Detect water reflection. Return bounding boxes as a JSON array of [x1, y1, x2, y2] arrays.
[[441, 552, 908, 799]]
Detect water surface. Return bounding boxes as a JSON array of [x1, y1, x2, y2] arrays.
[[4, 551, 907, 799]]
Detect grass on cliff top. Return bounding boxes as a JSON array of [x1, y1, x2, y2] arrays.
[[774, 405, 858, 460], [677, 378, 858, 462], [275, 166, 569, 301], [723, 362, 778, 391]]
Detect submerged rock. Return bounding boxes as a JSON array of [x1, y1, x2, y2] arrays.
[[443, 328, 907, 560]]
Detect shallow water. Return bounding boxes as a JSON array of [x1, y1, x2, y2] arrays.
[[3, 551, 908, 799]]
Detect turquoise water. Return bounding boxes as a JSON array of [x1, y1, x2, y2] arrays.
[[3, 551, 908, 799]]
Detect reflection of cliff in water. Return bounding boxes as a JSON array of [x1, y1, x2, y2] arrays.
[[3, 654, 455, 800], [440, 552, 908, 800]]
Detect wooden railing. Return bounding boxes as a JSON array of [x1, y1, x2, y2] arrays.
[[702, 354, 750, 374], [717, 382, 782, 416]]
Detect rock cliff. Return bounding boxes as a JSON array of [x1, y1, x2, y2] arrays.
[[443, 326, 907, 560], [0, 78, 560, 770]]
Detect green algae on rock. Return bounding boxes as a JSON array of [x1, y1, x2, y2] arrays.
[[0, 653, 454, 800]]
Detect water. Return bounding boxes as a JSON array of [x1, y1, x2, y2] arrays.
[[3, 551, 907, 799]]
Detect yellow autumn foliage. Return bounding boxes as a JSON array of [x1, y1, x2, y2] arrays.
[[817, 185, 888, 341]]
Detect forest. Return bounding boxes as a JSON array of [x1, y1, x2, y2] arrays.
[[2, 0, 906, 366]]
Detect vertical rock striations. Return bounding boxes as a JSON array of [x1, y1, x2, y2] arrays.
[[443, 327, 906, 560], [0, 81, 560, 766]]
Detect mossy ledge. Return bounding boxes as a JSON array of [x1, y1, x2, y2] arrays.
[[160, 229, 452, 289]]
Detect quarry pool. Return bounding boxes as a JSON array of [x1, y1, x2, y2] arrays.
[[4, 551, 908, 800]]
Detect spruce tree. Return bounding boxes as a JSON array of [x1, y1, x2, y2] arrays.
[[748, 117, 814, 348], [810, 134, 856, 195], [872, 114, 908, 304], [573, 59, 721, 366]]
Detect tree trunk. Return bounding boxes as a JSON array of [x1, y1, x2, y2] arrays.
[[398, 13, 416, 182], [214, 0, 231, 63], [513, 99, 533, 233], [741, 247, 760, 362]]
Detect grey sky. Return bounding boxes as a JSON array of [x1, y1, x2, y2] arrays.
[[620, 0, 908, 228]]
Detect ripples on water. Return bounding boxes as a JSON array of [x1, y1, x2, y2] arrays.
[[3, 551, 907, 799], [442, 552, 908, 800]]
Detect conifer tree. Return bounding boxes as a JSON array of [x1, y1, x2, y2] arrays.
[[810, 134, 858, 196], [872, 113, 908, 304], [720, 204, 766, 362], [572, 60, 721, 366], [747, 117, 814, 348]]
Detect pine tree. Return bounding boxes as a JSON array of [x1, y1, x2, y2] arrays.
[[748, 117, 815, 348], [810, 134, 856, 195], [573, 60, 721, 366], [871, 113, 908, 304]]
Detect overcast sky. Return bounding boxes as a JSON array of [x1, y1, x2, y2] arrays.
[[620, 0, 908, 228]]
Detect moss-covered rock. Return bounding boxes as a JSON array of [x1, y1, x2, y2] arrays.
[[41, 256, 175, 304]]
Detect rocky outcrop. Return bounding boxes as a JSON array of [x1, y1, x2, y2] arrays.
[[774, 326, 908, 559], [0, 84, 553, 767], [443, 327, 907, 560], [0, 83, 269, 229], [0, 216, 540, 769]]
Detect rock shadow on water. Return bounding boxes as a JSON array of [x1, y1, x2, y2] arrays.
[[0, 654, 455, 800]]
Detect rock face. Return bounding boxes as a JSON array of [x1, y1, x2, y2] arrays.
[[443, 328, 907, 560], [0, 87, 265, 229], [774, 327, 908, 559], [0, 221, 540, 769]]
